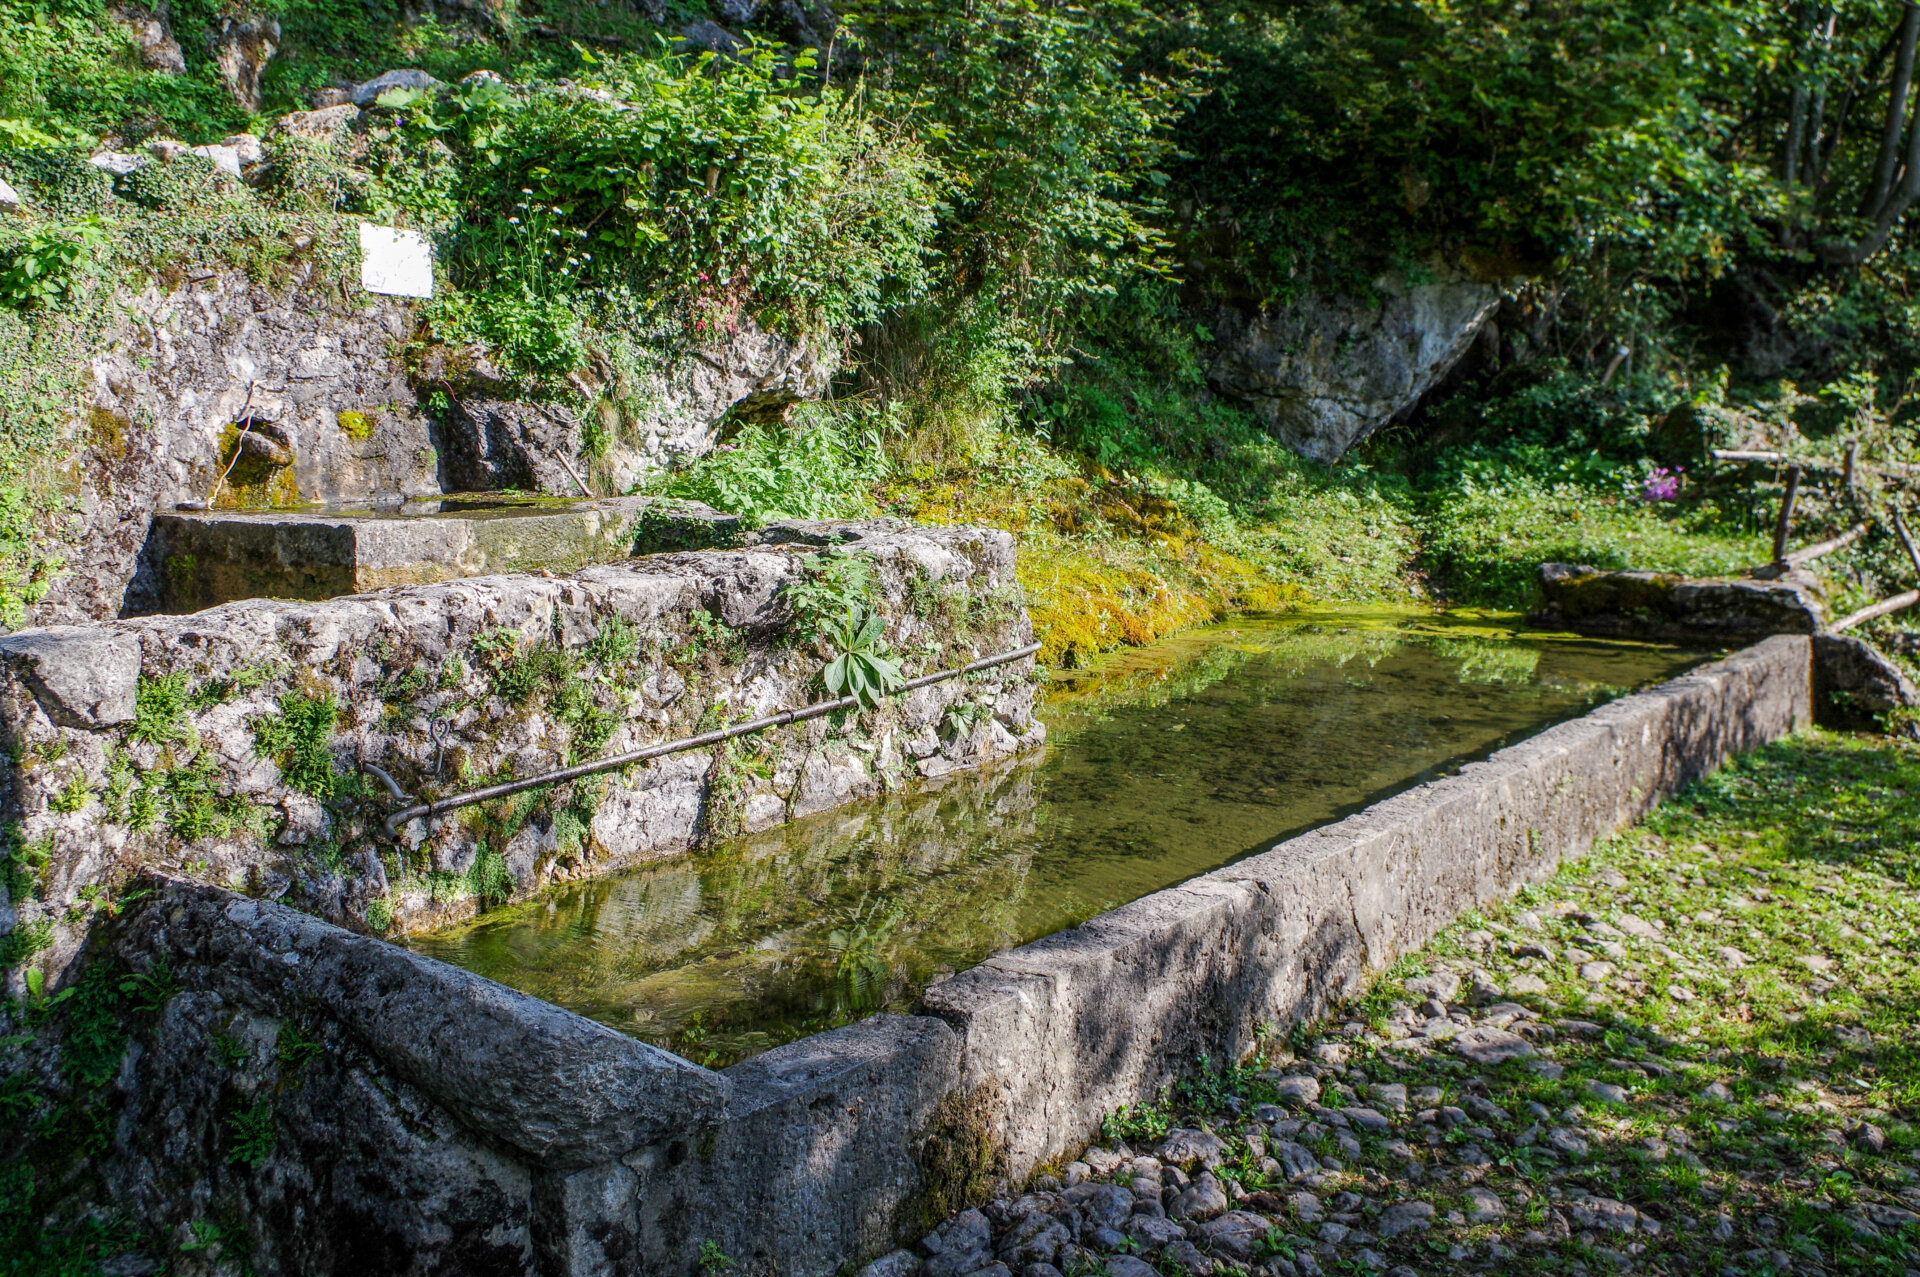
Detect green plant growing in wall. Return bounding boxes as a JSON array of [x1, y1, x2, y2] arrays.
[[48, 773, 91, 814], [363, 893, 394, 933], [820, 606, 903, 708], [0, 221, 105, 310], [784, 549, 879, 640], [3, 827, 52, 901], [250, 692, 341, 797], [157, 750, 263, 842], [697, 1239, 734, 1275], [0, 917, 51, 968], [585, 616, 638, 667], [128, 673, 191, 745], [276, 1022, 324, 1071], [226, 1100, 277, 1167], [466, 846, 514, 906]]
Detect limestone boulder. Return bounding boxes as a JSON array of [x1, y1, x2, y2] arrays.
[[1208, 264, 1499, 464]]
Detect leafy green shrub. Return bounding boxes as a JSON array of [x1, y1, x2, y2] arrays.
[[785, 548, 879, 639], [820, 605, 902, 707], [441, 46, 936, 334], [659, 407, 889, 525], [0, 150, 115, 218], [0, 220, 103, 310]]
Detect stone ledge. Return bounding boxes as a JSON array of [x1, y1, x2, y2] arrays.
[[147, 495, 743, 612], [920, 635, 1811, 1188], [121, 878, 727, 1170]]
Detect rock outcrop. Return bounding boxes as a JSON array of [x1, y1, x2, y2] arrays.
[[1813, 632, 1920, 732], [68, 271, 438, 625], [1208, 265, 1500, 464], [215, 13, 281, 111]]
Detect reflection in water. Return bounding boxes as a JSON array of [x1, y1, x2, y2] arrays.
[[413, 611, 1708, 1065]]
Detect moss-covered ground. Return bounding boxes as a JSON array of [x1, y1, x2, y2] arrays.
[[1029, 729, 1920, 1276]]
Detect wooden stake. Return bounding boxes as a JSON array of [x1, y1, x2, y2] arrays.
[[1896, 509, 1920, 577], [1785, 522, 1869, 566], [1832, 589, 1920, 633], [1772, 464, 1803, 565]]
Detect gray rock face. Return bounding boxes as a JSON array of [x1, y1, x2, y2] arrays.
[[1157, 1126, 1229, 1169], [1566, 1196, 1639, 1235], [1465, 1186, 1505, 1223], [69, 272, 438, 625], [0, 626, 140, 725], [859, 1252, 925, 1277], [1344, 1106, 1391, 1134], [1450, 1026, 1536, 1064], [147, 495, 737, 611], [113, 3, 186, 72], [1197, 1210, 1272, 1260], [1271, 1073, 1320, 1106], [1374, 1200, 1435, 1237], [1208, 265, 1499, 464], [215, 13, 280, 110], [1814, 632, 1920, 729], [1062, 1181, 1133, 1229], [352, 68, 446, 107], [922, 1208, 993, 1277], [1169, 1174, 1229, 1221]]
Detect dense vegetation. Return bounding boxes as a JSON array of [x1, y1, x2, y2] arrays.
[[10, 0, 1920, 653]]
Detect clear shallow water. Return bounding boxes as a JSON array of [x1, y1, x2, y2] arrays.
[[412, 610, 1709, 1066]]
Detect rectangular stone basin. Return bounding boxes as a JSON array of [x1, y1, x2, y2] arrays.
[[149, 494, 741, 612]]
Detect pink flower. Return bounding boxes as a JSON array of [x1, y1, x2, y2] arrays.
[[1641, 467, 1683, 503]]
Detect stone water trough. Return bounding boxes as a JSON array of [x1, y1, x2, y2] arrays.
[[0, 614, 1814, 1275]]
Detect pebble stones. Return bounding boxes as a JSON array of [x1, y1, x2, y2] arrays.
[[1270, 1072, 1322, 1107], [1449, 1026, 1537, 1064], [1157, 1127, 1229, 1169], [1464, 1186, 1506, 1223], [1374, 1200, 1436, 1237], [1169, 1173, 1231, 1221]]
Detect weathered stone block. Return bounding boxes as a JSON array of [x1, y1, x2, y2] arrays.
[[1529, 561, 1824, 640], [147, 495, 741, 611]]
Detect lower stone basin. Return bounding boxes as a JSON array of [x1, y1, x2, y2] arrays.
[[146, 494, 741, 612]]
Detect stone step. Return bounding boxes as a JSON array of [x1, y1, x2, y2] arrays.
[[146, 494, 740, 613]]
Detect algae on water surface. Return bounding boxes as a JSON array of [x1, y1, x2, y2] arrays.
[[412, 610, 1710, 1066]]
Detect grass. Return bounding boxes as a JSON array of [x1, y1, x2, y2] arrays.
[[1032, 729, 1920, 1276]]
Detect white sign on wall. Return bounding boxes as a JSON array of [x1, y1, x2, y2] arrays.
[[358, 223, 434, 298]]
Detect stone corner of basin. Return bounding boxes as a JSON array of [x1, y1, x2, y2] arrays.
[[121, 876, 729, 1171]]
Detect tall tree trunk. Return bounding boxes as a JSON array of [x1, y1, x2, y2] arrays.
[[1863, 1, 1920, 218]]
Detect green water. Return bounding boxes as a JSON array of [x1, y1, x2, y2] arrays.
[[411, 610, 1708, 1067]]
